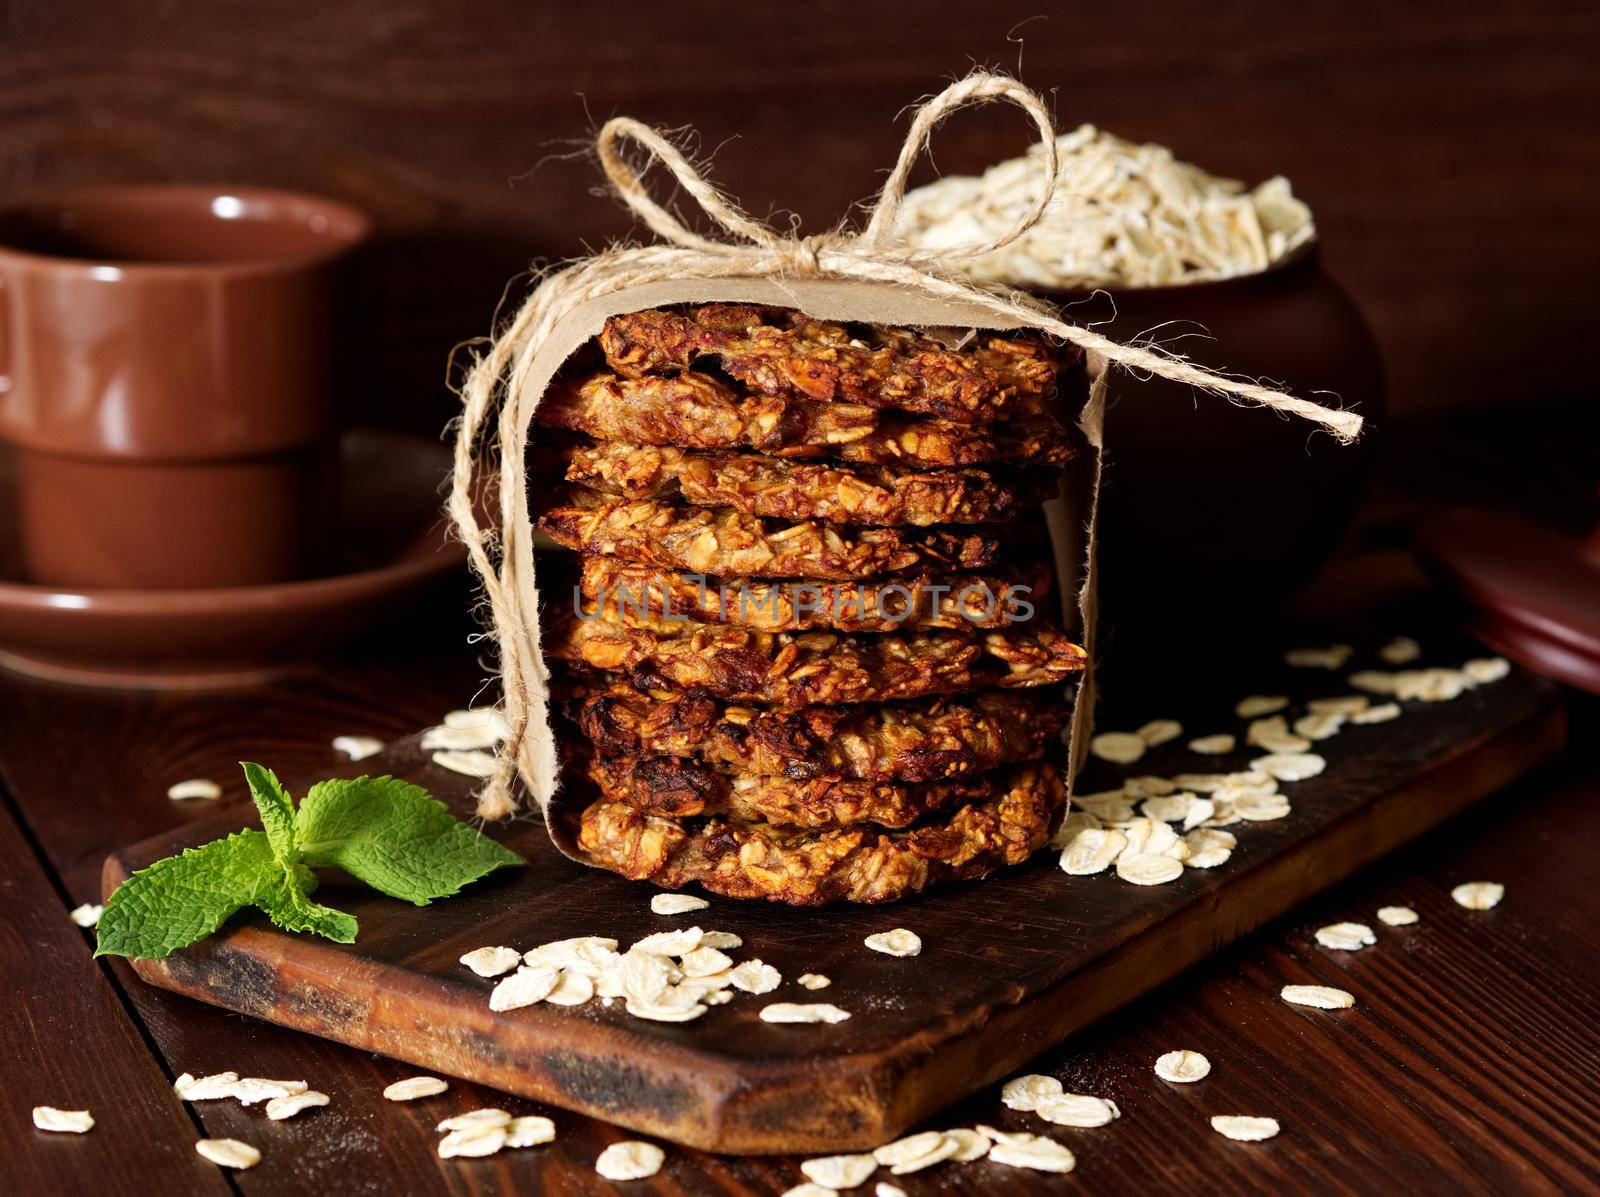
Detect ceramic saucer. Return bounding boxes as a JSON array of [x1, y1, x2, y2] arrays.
[[0, 429, 468, 689]]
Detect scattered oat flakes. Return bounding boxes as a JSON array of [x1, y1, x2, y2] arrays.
[[227, 1077, 309, 1106], [700, 930, 743, 950], [438, 1109, 512, 1132], [1036, 1093, 1119, 1128], [1059, 827, 1127, 875], [946, 1127, 991, 1160], [1183, 827, 1236, 868], [196, 1138, 261, 1169], [439, 1125, 508, 1159], [1285, 644, 1353, 670], [1464, 657, 1511, 683], [173, 1072, 238, 1101], [1252, 752, 1326, 782], [595, 1140, 665, 1181], [802, 1153, 878, 1188], [1002, 1074, 1063, 1112], [265, 1090, 329, 1120], [443, 706, 511, 735], [1315, 922, 1376, 951], [865, 928, 922, 957], [625, 992, 707, 1023], [1377, 905, 1419, 926], [1379, 636, 1421, 665], [421, 715, 506, 751], [505, 1115, 556, 1148], [987, 1133, 1076, 1173], [1349, 670, 1398, 694], [546, 970, 596, 1006], [1280, 984, 1355, 1010], [1136, 718, 1183, 746], [384, 1076, 449, 1102], [1452, 881, 1504, 910], [167, 778, 221, 801], [681, 946, 733, 977], [1293, 712, 1345, 741], [1309, 695, 1370, 716], [1089, 731, 1147, 764], [1235, 695, 1289, 719], [1233, 791, 1292, 821], [1350, 702, 1401, 724], [650, 892, 709, 915], [1248, 717, 1313, 754], [431, 749, 498, 778], [797, 973, 832, 990], [873, 1130, 947, 1167], [69, 902, 102, 927], [332, 734, 385, 761], [729, 959, 782, 994], [761, 1002, 850, 1024], [460, 945, 522, 978], [33, 1106, 94, 1133], [1211, 1115, 1279, 1142], [1141, 793, 1198, 823], [888, 1133, 959, 1174], [631, 927, 704, 957], [490, 964, 560, 1012], [1117, 852, 1183, 886], [1154, 1050, 1210, 1083], [1188, 733, 1236, 755]]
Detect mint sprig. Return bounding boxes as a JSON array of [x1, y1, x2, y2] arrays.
[[97, 764, 524, 959]]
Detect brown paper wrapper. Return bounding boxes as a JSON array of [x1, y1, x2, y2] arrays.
[[503, 277, 1104, 862]]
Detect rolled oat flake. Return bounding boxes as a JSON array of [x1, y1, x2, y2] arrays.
[[864, 928, 922, 957], [1036, 1093, 1119, 1127], [801, 1153, 878, 1188], [1211, 1115, 1280, 1142], [1280, 984, 1355, 1010], [196, 1138, 262, 1169], [988, 1133, 1077, 1173], [1451, 881, 1504, 910], [595, 1140, 665, 1181], [1154, 1049, 1211, 1083], [1314, 922, 1376, 951], [33, 1106, 94, 1133], [384, 1075, 449, 1101], [650, 893, 709, 915], [1377, 905, 1419, 926], [1089, 731, 1147, 764]]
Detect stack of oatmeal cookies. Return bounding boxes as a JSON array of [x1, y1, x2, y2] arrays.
[[536, 304, 1088, 904]]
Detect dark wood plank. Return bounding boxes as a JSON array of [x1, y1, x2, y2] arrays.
[[4, 626, 1596, 1192], [0, 786, 230, 1193], [104, 642, 1563, 1154]]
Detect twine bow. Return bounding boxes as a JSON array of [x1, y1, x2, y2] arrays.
[[449, 72, 1363, 821]]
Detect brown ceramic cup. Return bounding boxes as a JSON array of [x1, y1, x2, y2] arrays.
[[0, 184, 370, 589]]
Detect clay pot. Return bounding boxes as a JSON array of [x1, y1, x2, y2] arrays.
[[1035, 244, 1385, 647], [0, 184, 370, 589]]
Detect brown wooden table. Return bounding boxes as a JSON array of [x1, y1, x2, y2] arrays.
[[4, 458, 1599, 1195]]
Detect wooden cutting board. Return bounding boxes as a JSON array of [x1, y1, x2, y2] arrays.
[[105, 647, 1564, 1155]]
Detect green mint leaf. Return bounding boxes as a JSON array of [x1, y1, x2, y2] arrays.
[[96, 830, 278, 959], [258, 864, 358, 943], [296, 775, 524, 906], [241, 761, 298, 864]]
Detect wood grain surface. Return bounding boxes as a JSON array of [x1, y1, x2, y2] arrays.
[[102, 638, 1563, 1156], [1, 0, 1593, 433], [4, 598, 1600, 1189]]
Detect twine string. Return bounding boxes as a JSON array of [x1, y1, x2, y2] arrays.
[[453, 72, 1365, 821]]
